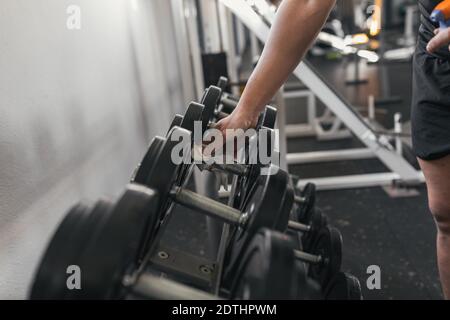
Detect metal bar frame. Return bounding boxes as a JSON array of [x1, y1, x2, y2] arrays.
[[286, 148, 375, 165], [296, 172, 424, 191]]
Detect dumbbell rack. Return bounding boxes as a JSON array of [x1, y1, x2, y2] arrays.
[[136, 95, 351, 298], [29, 81, 362, 300]]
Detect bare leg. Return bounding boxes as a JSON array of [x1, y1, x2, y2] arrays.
[[418, 155, 450, 299]]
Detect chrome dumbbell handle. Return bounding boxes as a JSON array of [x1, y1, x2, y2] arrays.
[[133, 274, 220, 300], [215, 110, 230, 120], [170, 187, 248, 227], [294, 250, 323, 265], [288, 220, 311, 232]]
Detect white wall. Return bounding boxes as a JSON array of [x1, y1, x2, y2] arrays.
[[0, 0, 186, 298]]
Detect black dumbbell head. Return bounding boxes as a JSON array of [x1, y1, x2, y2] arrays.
[[308, 225, 343, 289], [230, 229, 298, 300]]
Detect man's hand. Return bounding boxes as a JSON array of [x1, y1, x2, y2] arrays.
[[202, 108, 259, 160], [427, 28, 450, 53], [213, 108, 259, 140]]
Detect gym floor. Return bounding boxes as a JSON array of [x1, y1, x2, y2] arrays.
[[162, 45, 443, 300]]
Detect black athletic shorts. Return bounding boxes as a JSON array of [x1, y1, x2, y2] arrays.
[[412, 24, 450, 161]]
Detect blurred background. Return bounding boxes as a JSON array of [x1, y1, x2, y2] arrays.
[[0, 0, 188, 298]]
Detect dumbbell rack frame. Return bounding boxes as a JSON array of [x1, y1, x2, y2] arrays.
[[138, 164, 221, 293], [219, 0, 425, 191]]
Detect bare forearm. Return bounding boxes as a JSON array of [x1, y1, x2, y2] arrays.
[[236, 0, 335, 117]]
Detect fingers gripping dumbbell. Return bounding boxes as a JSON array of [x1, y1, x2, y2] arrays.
[[171, 101, 276, 140], [137, 128, 316, 256], [169, 86, 276, 135], [208, 85, 277, 129], [216, 76, 229, 92], [30, 183, 224, 300], [135, 127, 291, 275]]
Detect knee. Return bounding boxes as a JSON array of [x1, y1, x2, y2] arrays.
[[429, 199, 450, 236]]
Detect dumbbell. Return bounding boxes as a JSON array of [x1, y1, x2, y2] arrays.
[[170, 86, 276, 133], [224, 171, 339, 290], [188, 158, 319, 241], [30, 184, 226, 300], [294, 225, 343, 289], [134, 102, 277, 191], [141, 229, 324, 300], [167, 105, 302, 211], [166, 100, 276, 187], [133, 126, 287, 262], [273, 181, 341, 289], [140, 127, 282, 226], [29, 187, 322, 300], [208, 85, 277, 130], [167, 108, 322, 250], [229, 228, 322, 300], [170, 102, 276, 143], [215, 78, 281, 131], [224, 218, 342, 291], [275, 187, 341, 289], [217, 76, 229, 92], [279, 181, 324, 252], [132, 273, 220, 300], [167, 88, 276, 193], [170, 101, 311, 214], [431, 0, 450, 29], [134, 263, 333, 300], [147, 126, 314, 234], [138, 127, 335, 275], [216, 76, 244, 114], [30, 184, 160, 299], [164, 128, 321, 255], [160, 101, 277, 195], [28, 187, 326, 300], [294, 183, 317, 224], [288, 207, 328, 253]]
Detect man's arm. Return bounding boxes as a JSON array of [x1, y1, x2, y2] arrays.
[[216, 0, 336, 132]]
